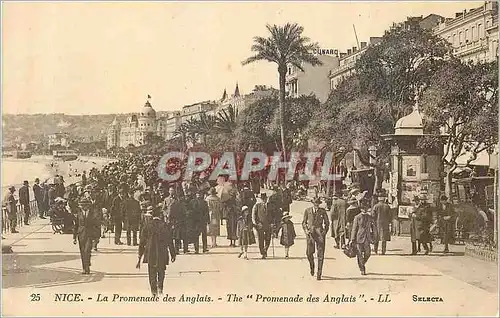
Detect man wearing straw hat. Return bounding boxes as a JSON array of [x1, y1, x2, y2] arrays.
[[73, 198, 101, 275], [302, 197, 329, 280]]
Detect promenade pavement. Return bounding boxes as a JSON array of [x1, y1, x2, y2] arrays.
[[2, 200, 498, 317]]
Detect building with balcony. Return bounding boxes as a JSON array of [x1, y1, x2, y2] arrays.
[[433, 1, 498, 63], [286, 55, 340, 103]]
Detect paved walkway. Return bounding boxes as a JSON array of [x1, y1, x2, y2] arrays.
[[2, 200, 498, 316]]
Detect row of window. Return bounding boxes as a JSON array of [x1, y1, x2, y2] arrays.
[[447, 20, 492, 47]]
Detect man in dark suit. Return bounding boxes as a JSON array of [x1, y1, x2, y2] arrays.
[[33, 178, 46, 219], [302, 197, 329, 280], [73, 198, 101, 275], [372, 195, 392, 255], [191, 191, 210, 253], [137, 208, 176, 296], [124, 191, 141, 246], [111, 184, 128, 245], [252, 193, 271, 259], [19, 181, 30, 225], [281, 183, 293, 214], [350, 204, 374, 275], [267, 186, 282, 233], [240, 184, 256, 212]]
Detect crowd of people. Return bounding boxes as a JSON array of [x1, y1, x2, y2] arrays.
[[2, 153, 457, 295]]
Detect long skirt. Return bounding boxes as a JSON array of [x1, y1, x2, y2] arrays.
[[238, 228, 256, 246], [226, 212, 238, 240], [208, 217, 220, 237]]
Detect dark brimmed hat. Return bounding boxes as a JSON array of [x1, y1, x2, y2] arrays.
[[311, 197, 322, 204], [281, 212, 292, 221], [440, 195, 448, 201]]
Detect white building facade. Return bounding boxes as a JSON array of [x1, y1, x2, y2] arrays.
[[433, 1, 498, 63]]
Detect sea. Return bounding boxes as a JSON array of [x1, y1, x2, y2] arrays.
[[1, 156, 116, 198]]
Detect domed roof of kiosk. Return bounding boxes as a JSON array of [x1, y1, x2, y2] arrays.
[[140, 100, 156, 118], [394, 105, 423, 136]]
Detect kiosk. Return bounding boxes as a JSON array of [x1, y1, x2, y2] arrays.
[[383, 102, 444, 235]]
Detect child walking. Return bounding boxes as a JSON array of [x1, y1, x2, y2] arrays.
[[278, 212, 296, 258], [237, 206, 255, 259]]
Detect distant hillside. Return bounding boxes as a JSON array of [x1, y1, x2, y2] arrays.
[[2, 112, 169, 146]]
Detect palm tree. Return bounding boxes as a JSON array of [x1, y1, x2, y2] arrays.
[[242, 23, 322, 158], [188, 113, 217, 145], [215, 105, 238, 134]]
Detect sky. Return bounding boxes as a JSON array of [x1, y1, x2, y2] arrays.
[[2, 1, 484, 115]]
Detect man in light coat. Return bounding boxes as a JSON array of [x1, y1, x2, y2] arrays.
[[350, 203, 374, 275], [330, 191, 347, 249]]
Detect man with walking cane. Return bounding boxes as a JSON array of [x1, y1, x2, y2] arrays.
[[270, 223, 276, 258], [302, 197, 329, 281]]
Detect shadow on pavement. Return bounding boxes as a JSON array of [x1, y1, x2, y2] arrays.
[[250, 256, 337, 261], [2, 254, 105, 289], [368, 272, 441, 277], [17, 237, 51, 240], [390, 252, 465, 257], [96, 248, 138, 254], [12, 251, 77, 254], [321, 276, 405, 282]]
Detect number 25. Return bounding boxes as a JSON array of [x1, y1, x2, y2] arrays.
[[30, 293, 40, 301]]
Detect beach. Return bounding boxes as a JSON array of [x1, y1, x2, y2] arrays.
[[2, 155, 116, 196]]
